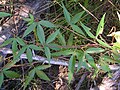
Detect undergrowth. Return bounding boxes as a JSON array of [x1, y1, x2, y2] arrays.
[[0, 0, 120, 89]]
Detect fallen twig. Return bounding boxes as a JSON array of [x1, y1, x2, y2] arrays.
[[78, 3, 99, 22], [0, 48, 120, 71], [75, 73, 88, 90]]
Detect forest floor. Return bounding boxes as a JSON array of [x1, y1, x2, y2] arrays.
[[0, 0, 120, 90]]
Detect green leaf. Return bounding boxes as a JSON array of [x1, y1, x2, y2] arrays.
[[37, 24, 45, 45], [23, 14, 34, 25], [68, 55, 75, 83], [23, 76, 32, 90], [44, 46, 51, 62], [26, 48, 33, 63], [97, 39, 111, 48], [85, 54, 97, 69], [47, 43, 61, 51], [101, 55, 115, 63], [0, 72, 4, 88], [12, 40, 18, 55], [76, 51, 85, 72], [23, 69, 35, 90], [67, 33, 73, 46], [0, 12, 11, 18], [57, 32, 66, 45], [96, 13, 106, 37], [4, 70, 20, 78], [46, 30, 59, 44], [28, 69, 35, 78], [68, 55, 76, 73], [16, 37, 26, 46], [29, 14, 34, 21], [80, 22, 95, 38], [100, 61, 110, 72], [71, 11, 85, 24], [39, 20, 55, 28], [68, 71, 73, 84], [62, 3, 71, 23], [23, 17, 31, 22], [52, 50, 74, 56], [29, 44, 43, 51], [86, 47, 105, 53], [71, 24, 85, 36], [82, 61, 90, 71], [14, 46, 27, 60], [23, 22, 36, 38], [0, 38, 13, 47], [3, 61, 16, 71], [35, 70, 50, 81], [35, 65, 51, 70]]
